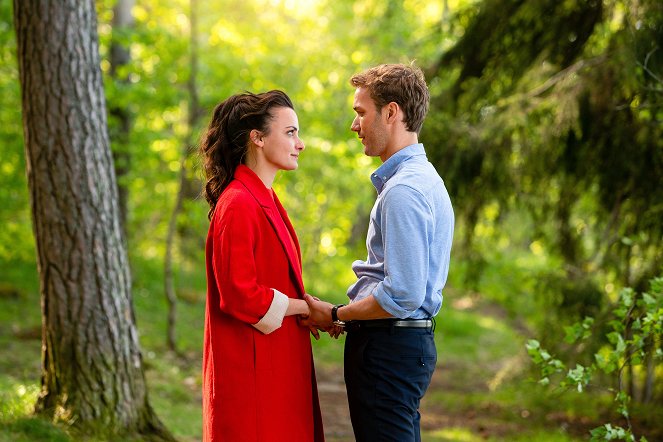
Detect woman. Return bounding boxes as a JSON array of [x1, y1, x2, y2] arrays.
[[199, 90, 325, 441]]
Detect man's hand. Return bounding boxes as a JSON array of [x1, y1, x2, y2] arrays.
[[303, 293, 334, 328], [298, 303, 322, 340]]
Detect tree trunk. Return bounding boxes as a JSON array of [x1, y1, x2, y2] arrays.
[[110, 0, 135, 243], [13, 1, 173, 439], [642, 336, 655, 403], [164, 0, 202, 354]]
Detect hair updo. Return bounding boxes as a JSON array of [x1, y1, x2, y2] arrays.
[[199, 90, 294, 219]]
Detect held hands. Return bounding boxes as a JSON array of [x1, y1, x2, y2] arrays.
[[291, 297, 343, 340], [297, 300, 322, 340], [303, 293, 333, 327], [303, 293, 345, 339], [300, 316, 342, 340]]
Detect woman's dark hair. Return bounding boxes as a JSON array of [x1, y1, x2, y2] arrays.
[[199, 90, 294, 219]]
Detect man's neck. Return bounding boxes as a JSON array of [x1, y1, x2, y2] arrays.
[[380, 132, 419, 162]]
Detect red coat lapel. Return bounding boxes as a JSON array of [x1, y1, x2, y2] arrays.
[[234, 165, 305, 298]]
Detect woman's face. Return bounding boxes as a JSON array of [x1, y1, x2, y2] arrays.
[[259, 107, 305, 172]]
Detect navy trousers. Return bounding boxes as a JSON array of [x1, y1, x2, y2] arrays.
[[344, 326, 437, 442]]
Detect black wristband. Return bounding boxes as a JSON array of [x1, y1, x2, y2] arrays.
[[331, 304, 346, 323]]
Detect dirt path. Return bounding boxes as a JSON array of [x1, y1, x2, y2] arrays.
[[315, 361, 514, 442], [316, 366, 353, 441]]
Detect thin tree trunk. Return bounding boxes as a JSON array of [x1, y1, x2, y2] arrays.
[[164, 0, 202, 353], [13, 1, 173, 438], [642, 336, 655, 403], [623, 247, 636, 401], [626, 336, 636, 401], [110, 0, 135, 242]]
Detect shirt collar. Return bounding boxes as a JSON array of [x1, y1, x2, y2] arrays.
[[371, 143, 426, 193]]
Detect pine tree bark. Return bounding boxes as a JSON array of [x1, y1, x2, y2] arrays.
[[13, 1, 173, 439]]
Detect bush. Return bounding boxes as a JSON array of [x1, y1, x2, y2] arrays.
[[527, 276, 663, 441]]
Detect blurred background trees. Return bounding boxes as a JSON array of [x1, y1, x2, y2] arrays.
[[0, 0, 661, 440], [427, 0, 662, 311]]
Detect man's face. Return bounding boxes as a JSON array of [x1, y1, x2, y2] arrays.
[[351, 87, 388, 159]]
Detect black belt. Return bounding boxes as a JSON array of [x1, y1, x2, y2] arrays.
[[345, 319, 433, 331]]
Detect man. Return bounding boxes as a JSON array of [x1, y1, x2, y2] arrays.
[[305, 63, 454, 441]]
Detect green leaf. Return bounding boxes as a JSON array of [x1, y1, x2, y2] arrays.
[[525, 339, 540, 351]]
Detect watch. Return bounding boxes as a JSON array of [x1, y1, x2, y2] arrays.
[[331, 304, 346, 326]]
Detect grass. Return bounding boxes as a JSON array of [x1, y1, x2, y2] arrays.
[[0, 256, 206, 441], [423, 427, 580, 442], [0, 418, 70, 442], [418, 293, 585, 442], [1, 255, 660, 441]]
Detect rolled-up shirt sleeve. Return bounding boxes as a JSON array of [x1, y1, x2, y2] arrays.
[[372, 184, 432, 318], [252, 289, 289, 334]]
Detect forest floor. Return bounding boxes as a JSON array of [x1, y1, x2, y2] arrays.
[[2, 278, 661, 442]]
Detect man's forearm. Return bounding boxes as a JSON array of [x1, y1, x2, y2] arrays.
[[337, 295, 392, 322]]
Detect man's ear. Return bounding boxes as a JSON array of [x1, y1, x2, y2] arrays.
[[250, 129, 264, 147], [385, 102, 399, 124]]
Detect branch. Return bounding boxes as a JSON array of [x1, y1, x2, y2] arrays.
[[526, 55, 607, 98], [493, 55, 607, 111], [638, 46, 662, 84]]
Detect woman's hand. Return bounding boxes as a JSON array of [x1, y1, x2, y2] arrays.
[[327, 324, 345, 339]]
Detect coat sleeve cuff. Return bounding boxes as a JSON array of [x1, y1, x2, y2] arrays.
[[252, 289, 289, 334]]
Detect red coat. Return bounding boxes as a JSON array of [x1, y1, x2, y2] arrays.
[[202, 165, 325, 442]]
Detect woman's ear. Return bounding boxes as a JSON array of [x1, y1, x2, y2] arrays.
[[250, 129, 264, 147]]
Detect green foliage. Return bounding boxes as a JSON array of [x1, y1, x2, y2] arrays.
[[564, 317, 595, 344], [527, 276, 663, 441], [0, 379, 40, 423], [589, 423, 648, 442], [426, 0, 663, 319], [0, 2, 33, 264]]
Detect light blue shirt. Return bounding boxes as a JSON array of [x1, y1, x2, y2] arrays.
[[347, 144, 454, 319]]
